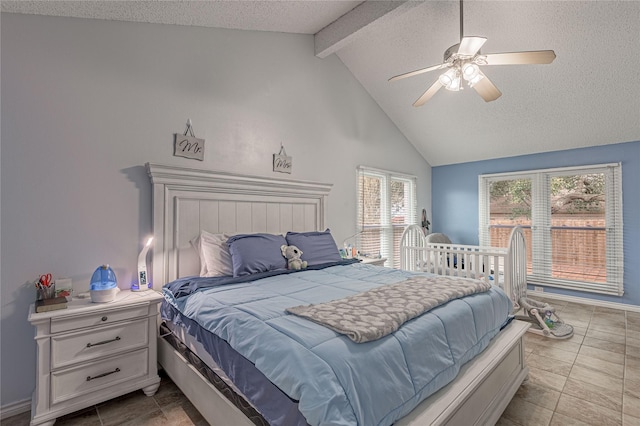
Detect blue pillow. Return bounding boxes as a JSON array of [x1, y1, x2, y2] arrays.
[[227, 233, 288, 277], [285, 229, 342, 266]]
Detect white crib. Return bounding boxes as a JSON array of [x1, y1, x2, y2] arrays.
[[399, 225, 528, 312]]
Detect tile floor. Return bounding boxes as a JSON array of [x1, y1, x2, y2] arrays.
[[3, 299, 639, 426], [498, 298, 640, 426]]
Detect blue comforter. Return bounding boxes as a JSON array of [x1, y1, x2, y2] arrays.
[[163, 263, 512, 426]]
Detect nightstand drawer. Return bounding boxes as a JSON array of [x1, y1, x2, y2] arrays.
[[51, 305, 149, 333], [51, 319, 149, 369], [51, 348, 149, 405]]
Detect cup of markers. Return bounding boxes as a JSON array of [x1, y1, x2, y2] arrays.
[[35, 273, 55, 300]]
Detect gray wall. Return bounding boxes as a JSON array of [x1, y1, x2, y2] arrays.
[[0, 13, 431, 408]]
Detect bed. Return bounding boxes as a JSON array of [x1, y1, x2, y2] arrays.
[[147, 162, 529, 426], [399, 224, 528, 312]]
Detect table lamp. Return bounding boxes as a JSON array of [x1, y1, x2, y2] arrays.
[[133, 237, 153, 291]]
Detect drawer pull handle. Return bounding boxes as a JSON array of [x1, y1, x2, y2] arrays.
[[86, 336, 121, 348], [86, 367, 120, 381], [101, 316, 108, 322]]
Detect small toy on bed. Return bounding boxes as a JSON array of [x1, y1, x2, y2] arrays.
[[281, 245, 308, 270]]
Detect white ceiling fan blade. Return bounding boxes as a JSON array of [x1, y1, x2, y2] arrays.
[[484, 50, 556, 65], [389, 64, 446, 82], [457, 36, 487, 57], [472, 70, 502, 102], [413, 80, 444, 107]]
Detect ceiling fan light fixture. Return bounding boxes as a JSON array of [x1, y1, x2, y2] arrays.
[[462, 62, 479, 80], [439, 68, 462, 91], [448, 75, 462, 91], [438, 68, 454, 86], [465, 68, 484, 87], [467, 74, 484, 87]]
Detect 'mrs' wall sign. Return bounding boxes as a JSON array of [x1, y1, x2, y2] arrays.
[[273, 145, 292, 174]]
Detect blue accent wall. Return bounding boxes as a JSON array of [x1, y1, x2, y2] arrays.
[[432, 140, 640, 306]]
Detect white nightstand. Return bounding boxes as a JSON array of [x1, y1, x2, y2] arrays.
[[28, 289, 163, 426], [359, 257, 387, 267]]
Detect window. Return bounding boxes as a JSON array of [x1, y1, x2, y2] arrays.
[[479, 163, 623, 295], [357, 167, 417, 268]]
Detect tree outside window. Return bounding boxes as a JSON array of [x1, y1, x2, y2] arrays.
[[480, 164, 622, 295]]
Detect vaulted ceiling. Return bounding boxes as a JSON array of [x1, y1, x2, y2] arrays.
[[3, 1, 639, 166]]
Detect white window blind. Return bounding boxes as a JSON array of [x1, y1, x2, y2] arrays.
[[357, 167, 417, 268], [479, 163, 623, 296]]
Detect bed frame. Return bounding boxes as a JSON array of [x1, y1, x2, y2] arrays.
[[400, 224, 528, 312], [147, 163, 529, 426]]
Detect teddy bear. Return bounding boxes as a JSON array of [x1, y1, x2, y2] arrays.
[[281, 245, 308, 270]]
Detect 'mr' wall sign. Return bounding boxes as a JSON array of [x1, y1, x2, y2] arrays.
[[174, 120, 204, 161]]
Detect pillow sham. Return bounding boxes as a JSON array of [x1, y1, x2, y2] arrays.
[[190, 231, 233, 277], [190, 233, 209, 277], [227, 233, 288, 277], [285, 229, 342, 266]]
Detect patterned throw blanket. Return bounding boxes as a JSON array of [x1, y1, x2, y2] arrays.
[[287, 275, 492, 343]]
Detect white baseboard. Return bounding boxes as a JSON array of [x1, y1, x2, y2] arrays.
[[530, 290, 640, 313], [0, 398, 30, 420]]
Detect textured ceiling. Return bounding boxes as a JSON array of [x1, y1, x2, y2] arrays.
[[336, 1, 640, 165], [0, 0, 362, 34], [3, 1, 639, 166]]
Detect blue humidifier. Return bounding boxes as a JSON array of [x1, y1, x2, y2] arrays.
[[90, 264, 118, 303]]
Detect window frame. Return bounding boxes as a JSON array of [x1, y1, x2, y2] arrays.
[[479, 163, 623, 296], [356, 166, 418, 267]]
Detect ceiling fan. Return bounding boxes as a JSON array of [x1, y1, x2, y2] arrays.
[[389, 0, 556, 107]]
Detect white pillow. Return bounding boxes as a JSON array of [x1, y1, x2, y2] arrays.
[[190, 234, 208, 277], [190, 231, 233, 277]]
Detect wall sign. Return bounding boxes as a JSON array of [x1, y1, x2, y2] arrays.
[[174, 119, 205, 161], [273, 145, 292, 174]]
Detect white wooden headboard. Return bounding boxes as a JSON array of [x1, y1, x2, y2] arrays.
[[146, 163, 332, 290]]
